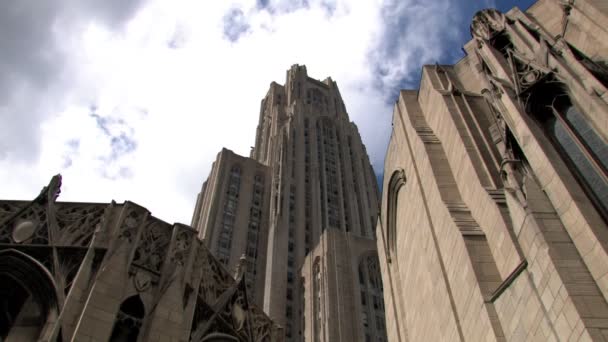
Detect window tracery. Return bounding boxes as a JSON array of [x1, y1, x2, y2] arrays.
[[526, 80, 608, 221], [358, 255, 387, 342]]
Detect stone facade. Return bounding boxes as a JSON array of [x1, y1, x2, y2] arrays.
[[300, 229, 384, 342], [192, 148, 271, 308], [0, 175, 281, 341], [378, 1, 608, 341], [193, 65, 387, 341]]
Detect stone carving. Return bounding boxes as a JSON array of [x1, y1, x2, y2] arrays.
[[500, 139, 529, 208], [58, 248, 87, 294], [249, 305, 273, 342], [12, 220, 36, 243], [552, 36, 568, 56], [119, 209, 144, 244], [471, 9, 507, 41], [198, 249, 234, 304], [188, 246, 278, 342], [55, 204, 106, 246], [0, 176, 62, 245], [35, 174, 62, 205], [170, 227, 193, 268], [0, 175, 281, 342], [516, 59, 543, 88], [131, 219, 171, 274], [0, 202, 23, 220], [133, 270, 153, 292], [510, 54, 554, 98], [217, 283, 248, 335]]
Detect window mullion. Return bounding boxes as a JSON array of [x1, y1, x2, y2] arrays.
[[551, 107, 608, 185]]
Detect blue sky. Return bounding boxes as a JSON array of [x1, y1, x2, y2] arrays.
[[0, 0, 538, 223]]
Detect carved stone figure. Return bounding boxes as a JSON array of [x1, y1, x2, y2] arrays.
[[470, 9, 507, 41]]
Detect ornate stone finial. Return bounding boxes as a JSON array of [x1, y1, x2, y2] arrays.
[[471, 9, 507, 41], [35, 174, 62, 204], [234, 254, 247, 279], [500, 158, 528, 208], [560, 0, 573, 14]]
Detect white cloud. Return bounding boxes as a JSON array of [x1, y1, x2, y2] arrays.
[[0, 0, 495, 224]]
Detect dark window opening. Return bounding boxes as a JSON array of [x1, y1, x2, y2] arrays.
[[490, 32, 513, 58], [109, 295, 145, 342]]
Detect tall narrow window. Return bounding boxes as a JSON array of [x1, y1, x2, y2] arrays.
[[387, 170, 406, 256], [527, 82, 608, 220]]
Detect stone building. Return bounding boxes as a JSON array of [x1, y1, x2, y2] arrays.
[[0, 175, 281, 341], [192, 148, 271, 308], [193, 65, 387, 341], [377, 0, 608, 341]]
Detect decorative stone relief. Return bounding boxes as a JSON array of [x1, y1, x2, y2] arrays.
[[133, 270, 153, 292], [249, 305, 273, 342], [119, 208, 145, 244], [0, 202, 46, 244], [55, 204, 107, 246], [131, 219, 171, 274], [12, 220, 36, 243], [170, 226, 193, 268], [198, 249, 234, 304], [500, 141, 529, 208], [0, 202, 23, 220], [471, 9, 507, 41], [57, 248, 88, 294]]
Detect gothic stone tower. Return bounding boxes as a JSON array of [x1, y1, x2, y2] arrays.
[[252, 65, 385, 341], [378, 1, 608, 341], [193, 65, 387, 341]]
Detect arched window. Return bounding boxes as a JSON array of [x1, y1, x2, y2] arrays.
[[386, 169, 406, 256], [0, 250, 58, 341], [358, 255, 387, 342], [109, 295, 145, 342], [526, 80, 608, 221]]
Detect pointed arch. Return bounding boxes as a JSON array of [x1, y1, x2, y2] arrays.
[[386, 169, 406, 256], [0, 249, 59, 340], [524, 78, 608, 222], [109, 295, 146, 342]]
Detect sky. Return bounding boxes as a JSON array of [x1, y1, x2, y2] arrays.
[[0, 0, 536, 225]]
